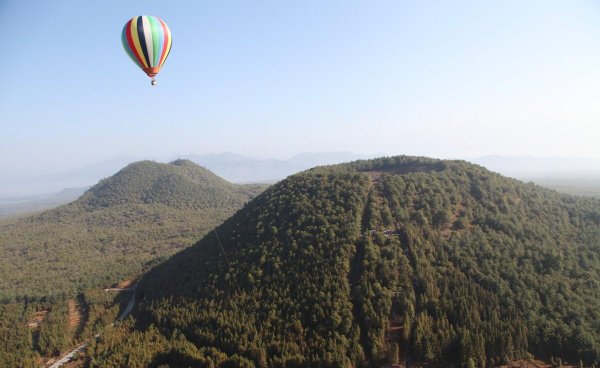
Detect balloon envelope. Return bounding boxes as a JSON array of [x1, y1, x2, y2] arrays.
[[122, 16, 172, 78]]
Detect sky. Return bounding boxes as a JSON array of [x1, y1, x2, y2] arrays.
[[1, 0, 600, 177]]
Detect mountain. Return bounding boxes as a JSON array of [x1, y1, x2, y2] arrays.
[[0, 155, 140, 198], [91, 156, 600, 367], [74, 159, 262, 209], [0, 152, 375, 199], [178, 151, 374, 183], [0, 160, 268, 367], [0, 160, 267, 302], [4, 153, 599, 200], [0, 186, 87, 219], [472, 155, 600, 197], [472, 155, 600, 177]]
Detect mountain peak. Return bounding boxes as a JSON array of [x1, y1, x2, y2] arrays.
[[169, 158, 196, 167], [73, 160, 252, 209]]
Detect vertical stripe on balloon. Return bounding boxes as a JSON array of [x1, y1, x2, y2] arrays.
[[122, 26, 142, 69], [127, 18, 146, 68], [158, 18, 172, 69], [153, 16, 165, 68], [148, 16, 160, 67], [136, 17, 151, 68], [124, 19, 145, 68], [141, 16, 155, 67], [130, 17, 147, 68]]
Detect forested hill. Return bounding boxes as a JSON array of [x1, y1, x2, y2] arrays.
[[91, 156, 600, 368], [71, 159, 262, 209], [0, 160, 267, 301]]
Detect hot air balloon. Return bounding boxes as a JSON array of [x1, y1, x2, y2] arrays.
[[122, 16, 172, 86]]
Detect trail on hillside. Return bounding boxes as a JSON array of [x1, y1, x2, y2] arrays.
[[67, 296, 87, 340], [46, 286, 137, 368], [347, 173, 408, 365]]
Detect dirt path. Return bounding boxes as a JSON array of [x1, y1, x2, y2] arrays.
[[66, 300, 81, 333], [67, 296, 88, 340], [46, 286, 137, 368]]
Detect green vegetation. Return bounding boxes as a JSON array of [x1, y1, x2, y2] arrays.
[[0, 302, 40, 368], [90, 156, 600, 367], [0, 160, 266, 302], [0, 289, 127, 367], [0, 159, 267, 366]]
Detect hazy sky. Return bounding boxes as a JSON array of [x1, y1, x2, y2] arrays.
[[1, 1, 600, 175]]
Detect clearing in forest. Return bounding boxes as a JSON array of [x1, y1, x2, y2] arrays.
[[67, 298, 85, 338]]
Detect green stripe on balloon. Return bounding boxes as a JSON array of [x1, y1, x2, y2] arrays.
[[149, 16, 161, 67]]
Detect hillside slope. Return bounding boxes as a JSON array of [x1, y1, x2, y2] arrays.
[[74, 159, 259, 209], [90, 156, 600, 368], [0, 160, 266, 301]]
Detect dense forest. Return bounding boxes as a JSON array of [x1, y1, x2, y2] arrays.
[[0, 287, 127, 367], [89, 156, 600, 367], [0, 159, 267, 366]]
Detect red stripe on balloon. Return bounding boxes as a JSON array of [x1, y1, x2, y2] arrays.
[[158, 18, 170, 66], [125, 19, 146, 68]]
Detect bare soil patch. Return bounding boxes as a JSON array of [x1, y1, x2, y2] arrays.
[[27, 309, 47, 329]]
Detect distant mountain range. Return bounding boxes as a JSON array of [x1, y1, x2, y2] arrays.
[[471, 155, 600, 197], [0, 187, 88, 219], [471, 155, 600, 178], [0, 152, 374, 217], [178, 151, 375, 183], [0, 152, 375, 199], [2, 154, 599, 217], [0, 155, 139, 198]]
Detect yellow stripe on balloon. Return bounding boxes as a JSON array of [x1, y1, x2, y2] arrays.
[[130, 17, 148, 68]]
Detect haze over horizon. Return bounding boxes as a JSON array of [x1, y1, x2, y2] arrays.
[[3, 150, 600, 199], [2, 0, 600, 178]]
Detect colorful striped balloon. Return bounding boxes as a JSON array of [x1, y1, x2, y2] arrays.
[[122, 16, 172, 81]]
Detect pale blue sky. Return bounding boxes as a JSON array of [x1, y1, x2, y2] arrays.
[[1, 1, 600, 176]]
